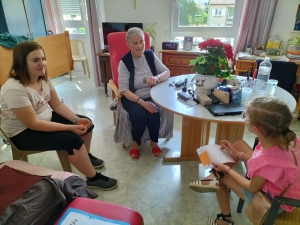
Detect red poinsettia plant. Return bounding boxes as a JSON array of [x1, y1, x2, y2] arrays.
[[190, 39, 234, 79]]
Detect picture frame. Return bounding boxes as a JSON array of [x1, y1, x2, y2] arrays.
[[183, 36, 193, 50], [294, 5, 300, 31]]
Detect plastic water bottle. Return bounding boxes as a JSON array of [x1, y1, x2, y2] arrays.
[[254, 57, 272, 96]]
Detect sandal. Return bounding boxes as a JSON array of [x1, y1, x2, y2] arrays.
[[151, 147, 162, 158], [189, 169, 225, 193], [189, 177, 220, 193], [207, 213, 234, 225], [129, 149, 139, 160]]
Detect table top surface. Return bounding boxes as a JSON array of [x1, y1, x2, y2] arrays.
[[150, 74, 296, 124]]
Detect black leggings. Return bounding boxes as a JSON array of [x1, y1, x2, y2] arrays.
[[10, 112, 94, 155]]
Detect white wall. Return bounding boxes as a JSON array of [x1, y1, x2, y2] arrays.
[[269, 0, 300, 54], [102, 0, 172, 55]]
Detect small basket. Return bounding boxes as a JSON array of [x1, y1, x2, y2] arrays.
[[254, 50, 263, 56]]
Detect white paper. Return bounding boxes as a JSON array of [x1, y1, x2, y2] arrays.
[[196, 144, 234, 169], [61, 212, 119, 225]]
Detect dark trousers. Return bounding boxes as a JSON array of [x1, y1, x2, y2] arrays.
[[121, 97, 161, 145]]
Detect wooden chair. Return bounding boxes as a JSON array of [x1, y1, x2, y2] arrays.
[[70, 39, 90, 79], [264, 196, 300, 225], [0, 127, 72, 172], [107, 31, 174, 147]]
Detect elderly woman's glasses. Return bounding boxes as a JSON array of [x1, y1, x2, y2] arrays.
[[240, 111, 246, 119]]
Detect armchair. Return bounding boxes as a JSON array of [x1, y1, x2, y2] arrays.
[[107, 32, 174, 146]]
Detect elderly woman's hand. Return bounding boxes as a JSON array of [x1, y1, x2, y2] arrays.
[[142, 101, 158, 113], [147, 76, 159, 86]]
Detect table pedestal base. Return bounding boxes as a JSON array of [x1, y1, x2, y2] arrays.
[[163, 117, 245, 162]]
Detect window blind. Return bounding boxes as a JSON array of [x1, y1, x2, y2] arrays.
[[60, 0, 80, 16]]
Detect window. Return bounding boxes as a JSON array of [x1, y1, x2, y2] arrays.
[[171, 0, 244, 42], [60, 0, 88, 35]]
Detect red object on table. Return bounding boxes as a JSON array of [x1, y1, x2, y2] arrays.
[[252, 69, 258, 80]]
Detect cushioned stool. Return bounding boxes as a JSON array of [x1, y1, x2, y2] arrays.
[[54, 197, 144, 225]]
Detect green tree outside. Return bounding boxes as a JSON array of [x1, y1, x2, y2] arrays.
[[179, 0, 208, 26]]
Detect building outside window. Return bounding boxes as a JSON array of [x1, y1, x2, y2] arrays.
[[171, 0, 243, 48]]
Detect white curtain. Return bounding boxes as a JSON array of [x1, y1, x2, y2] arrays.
[[41, 0, 65, 34], [86, 0, 102, 87], [234, 0, 278, 54]]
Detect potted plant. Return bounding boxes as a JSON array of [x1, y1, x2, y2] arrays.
[[144, 22, 157, 50], [189, 39, 234, 94]]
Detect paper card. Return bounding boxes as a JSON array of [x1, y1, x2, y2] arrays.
[[58, 207, 130, 225], [196, 144, 234, 169]]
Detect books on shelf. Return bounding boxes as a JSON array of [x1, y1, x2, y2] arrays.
[[237, 52, 255, 60], [196, 144, 234, 169]]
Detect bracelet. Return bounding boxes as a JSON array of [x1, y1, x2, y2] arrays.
[[74, 117, 80, 124], [226, 167, 231, 174], [239, 152, 244, 159], [136, 97, 141, 103]]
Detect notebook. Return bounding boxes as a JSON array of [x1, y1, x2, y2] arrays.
[[205, 103, 245, 116]]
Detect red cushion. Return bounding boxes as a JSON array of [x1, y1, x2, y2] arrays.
[[54, 197, 143, 225], [107, 31, 151, 89]]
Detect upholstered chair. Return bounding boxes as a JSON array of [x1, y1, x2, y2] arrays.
[[107, 31, 174, 146]]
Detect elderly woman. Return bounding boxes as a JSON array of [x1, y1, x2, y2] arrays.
[[118, 27, 170, 160]]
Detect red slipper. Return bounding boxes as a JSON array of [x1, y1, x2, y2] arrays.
[[129, 149, 139, 160], [151, 147, 162, 158]]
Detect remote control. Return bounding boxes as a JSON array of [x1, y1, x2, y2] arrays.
[[177, 92, 192, 101], [175, 80, 185, 87]]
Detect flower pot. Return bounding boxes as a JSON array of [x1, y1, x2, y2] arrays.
[[194, 73, 219, 95]]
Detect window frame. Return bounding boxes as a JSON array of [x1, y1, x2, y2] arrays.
[[171, 0, 244, 40], [61, 0, 89, 38]]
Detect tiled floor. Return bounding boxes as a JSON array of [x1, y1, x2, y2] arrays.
[[1, 71, 299, 225]]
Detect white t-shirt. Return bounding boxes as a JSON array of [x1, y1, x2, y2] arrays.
[[0, 78, 55, 138]]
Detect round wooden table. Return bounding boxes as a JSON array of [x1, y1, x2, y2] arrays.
[[151, 74, 296, 162]]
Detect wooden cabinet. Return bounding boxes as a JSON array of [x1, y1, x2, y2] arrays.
[[0, 0, 46, 37], [159, 50, 200, 76], [97, 53, 112, 96]]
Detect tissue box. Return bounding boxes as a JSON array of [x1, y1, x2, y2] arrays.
[[266, 41, 281, 49]]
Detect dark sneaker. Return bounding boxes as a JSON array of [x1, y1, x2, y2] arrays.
[[86, 173, 118, 191], [88, 153, 105, 168]]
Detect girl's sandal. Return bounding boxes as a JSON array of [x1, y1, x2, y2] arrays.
[[189, 177, 220, 193], [207, 213, 234, 225], [189, 168, 225, 193]]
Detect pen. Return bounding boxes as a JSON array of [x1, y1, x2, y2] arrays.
[[246, 70, 249, 81]]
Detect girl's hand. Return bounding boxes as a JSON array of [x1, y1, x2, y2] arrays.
[[211, 162, 230, 173], [142, 101, 158, 113], [220, 140, 240, 158], [147, 76, 158, 86]]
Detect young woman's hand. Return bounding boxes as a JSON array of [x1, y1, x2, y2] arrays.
[[142, 101, 158, 113], [220, 140, 240, 158], [68, 125, 89, 136], [77, 118, 92, 128]]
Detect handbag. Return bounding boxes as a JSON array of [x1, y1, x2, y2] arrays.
[[245, 150, 298, 225]]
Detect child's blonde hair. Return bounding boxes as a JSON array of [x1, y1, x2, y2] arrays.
[[246, 96, 297, 150]]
